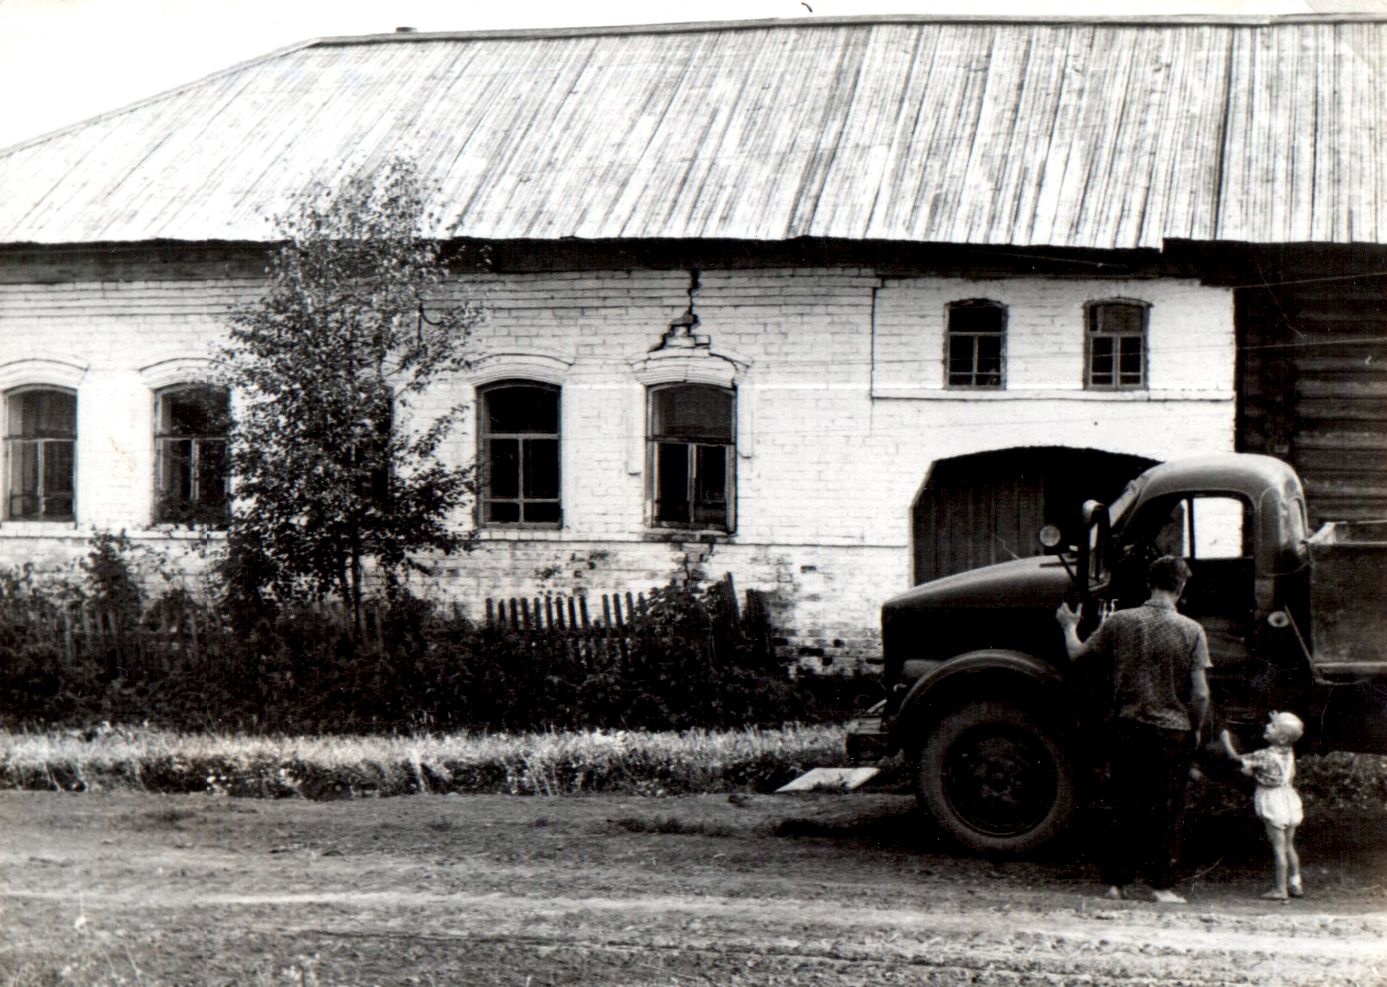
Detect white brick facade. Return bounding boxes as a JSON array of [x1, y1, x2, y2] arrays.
[[0, 258, 1236, 670]]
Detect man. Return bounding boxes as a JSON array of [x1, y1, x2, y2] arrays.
[[1056, 555, 1211, 903]]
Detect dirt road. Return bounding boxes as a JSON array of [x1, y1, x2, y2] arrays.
[[1, 790, 1383, 985]]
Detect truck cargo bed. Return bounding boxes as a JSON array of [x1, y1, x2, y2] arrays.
[[1307, 521, 1387, 676]]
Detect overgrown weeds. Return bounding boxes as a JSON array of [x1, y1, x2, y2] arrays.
[[0, 724, 847, 798]]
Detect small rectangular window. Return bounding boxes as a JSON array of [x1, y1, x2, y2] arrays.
[[946, 301, 1006, 388], [1087, 301, 1148, 389]]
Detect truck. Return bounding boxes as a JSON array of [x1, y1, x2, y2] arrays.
[[846, 452, 1387, 855]]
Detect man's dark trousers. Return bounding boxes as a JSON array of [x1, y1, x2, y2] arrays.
[[1103, 719, 1196, 890]]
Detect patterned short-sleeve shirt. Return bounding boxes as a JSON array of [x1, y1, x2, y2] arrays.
[[1241, 747, 1295, 788], [1079, 599, 1212, 730]]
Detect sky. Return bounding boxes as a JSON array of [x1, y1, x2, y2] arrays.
[[0, 0, 1382, 148]]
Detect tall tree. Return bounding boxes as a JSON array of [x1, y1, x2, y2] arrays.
[[220, 159, 483, 629]]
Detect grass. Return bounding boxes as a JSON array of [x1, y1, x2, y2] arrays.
[[0, 723, 848, 798], [1, 724, 1382, 807]]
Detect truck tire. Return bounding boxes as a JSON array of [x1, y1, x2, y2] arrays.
[[916, 700, 1078, 856]]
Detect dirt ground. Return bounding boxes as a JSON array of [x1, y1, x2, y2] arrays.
[[0, 789, 1384, 986]]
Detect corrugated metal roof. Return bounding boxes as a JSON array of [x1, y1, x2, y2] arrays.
[[0, 16, 1382, 249]]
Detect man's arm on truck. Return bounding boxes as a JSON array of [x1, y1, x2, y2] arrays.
[[1056, 602, 1104, 661]]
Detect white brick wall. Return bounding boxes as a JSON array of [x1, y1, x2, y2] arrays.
[[0, 262, 1237, 671]]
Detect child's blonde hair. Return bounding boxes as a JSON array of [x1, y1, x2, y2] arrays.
[[1270, 711, 1304, 744]]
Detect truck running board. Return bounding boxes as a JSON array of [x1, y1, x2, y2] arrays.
[[775, 767, 881, 793]]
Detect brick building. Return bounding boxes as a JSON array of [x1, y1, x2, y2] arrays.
[[0, 16, 1383, 671]]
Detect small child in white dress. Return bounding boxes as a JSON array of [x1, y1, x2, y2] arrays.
[[1221, 712, 1305, 900]]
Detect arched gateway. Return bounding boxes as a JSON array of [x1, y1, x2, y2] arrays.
[[911, 447, 1157, 584]]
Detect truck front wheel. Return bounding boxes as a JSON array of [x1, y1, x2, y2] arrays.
[[916, 700, 1078, 856]]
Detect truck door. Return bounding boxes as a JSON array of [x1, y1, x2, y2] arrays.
[[1137, 494, 1265, 726]]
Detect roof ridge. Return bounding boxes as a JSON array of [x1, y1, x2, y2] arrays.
[[309, 12, 1387, 47]]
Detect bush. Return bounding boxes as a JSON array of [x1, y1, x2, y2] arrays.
[[0, 539, 827, 734]]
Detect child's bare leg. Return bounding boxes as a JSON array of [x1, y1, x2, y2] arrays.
[[1262, 822, 1289, 899], [1285, 824, 1302, 896]]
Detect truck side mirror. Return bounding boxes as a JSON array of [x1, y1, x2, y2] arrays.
[[1038, 524, 1065, 553]]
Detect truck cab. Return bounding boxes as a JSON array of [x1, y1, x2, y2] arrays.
[[863, 453, 1381, 855]]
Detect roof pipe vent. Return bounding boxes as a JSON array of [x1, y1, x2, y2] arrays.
[[395, 26, 417, 33]]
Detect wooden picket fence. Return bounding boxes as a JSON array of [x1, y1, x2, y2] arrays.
[[483, 574, 771, 664], [1, 574, 773, 681], [0, 598, 224, 680]]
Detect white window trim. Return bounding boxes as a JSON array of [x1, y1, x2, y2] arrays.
[[138, 356, 219, 390], [0, 356, 88, 391], [467, 352, 574, 388]]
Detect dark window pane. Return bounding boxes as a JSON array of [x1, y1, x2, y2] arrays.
[[10, 440, 36, 493], [161, 439, 193, 502], [160, 387, 228, 436], [975, 335, 1003, 386], [8, 390, 76, 438], [947, 335, 976, 383], [198, 440, 229, 507], [949, 302, 1005, 335], [693, 444, 728, 525], [523, 438, 559, 499], [43, 441, 74, 496], [486, 438, 520, 499], [651, 386, 732, 441], [485, 385, 559, 434], [654, 441, 691, 523], [487, 501, 520, 523], [523, 501, 561, 524], [1089, 336, 1114, 385], [1091, 302, 1146, 336], [8, 440, 37, 518], [1118, 337, 1145, 384]]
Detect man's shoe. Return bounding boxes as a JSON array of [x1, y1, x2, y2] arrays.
[[1288, 877, 1304, 898], [1151, 889, 1186, 903]]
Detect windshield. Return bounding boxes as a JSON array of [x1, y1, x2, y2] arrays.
[[1106, 478, 1142, 530]]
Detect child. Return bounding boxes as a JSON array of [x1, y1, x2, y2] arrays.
[[1220, 712, 1305, 900]]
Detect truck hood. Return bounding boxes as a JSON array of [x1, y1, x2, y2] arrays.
[[884, 555, 1073, 613], [879, 555, 1074, 686]]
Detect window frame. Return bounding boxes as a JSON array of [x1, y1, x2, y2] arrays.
[[3, 385, 77, 522], [153, 383, 231, 527], [1085, 299, 1150, 390], [944, 299, 1007, 390], [647, 382, 736, 533], [477, 380, 562, 528]]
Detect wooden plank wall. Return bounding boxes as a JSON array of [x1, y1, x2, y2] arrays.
[[1236, 247, 1387, 525]]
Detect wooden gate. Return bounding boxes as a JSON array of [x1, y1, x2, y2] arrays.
[[911, 447, 1155, 584]]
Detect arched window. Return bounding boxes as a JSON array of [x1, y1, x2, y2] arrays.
[[1086, 300, 1149, 389], [946, 299, 1006, 388], [5, 386, 76, 521], [649, 383, 734, 530], [154, 384, 230, 525], [478, 381, 561, 525]]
